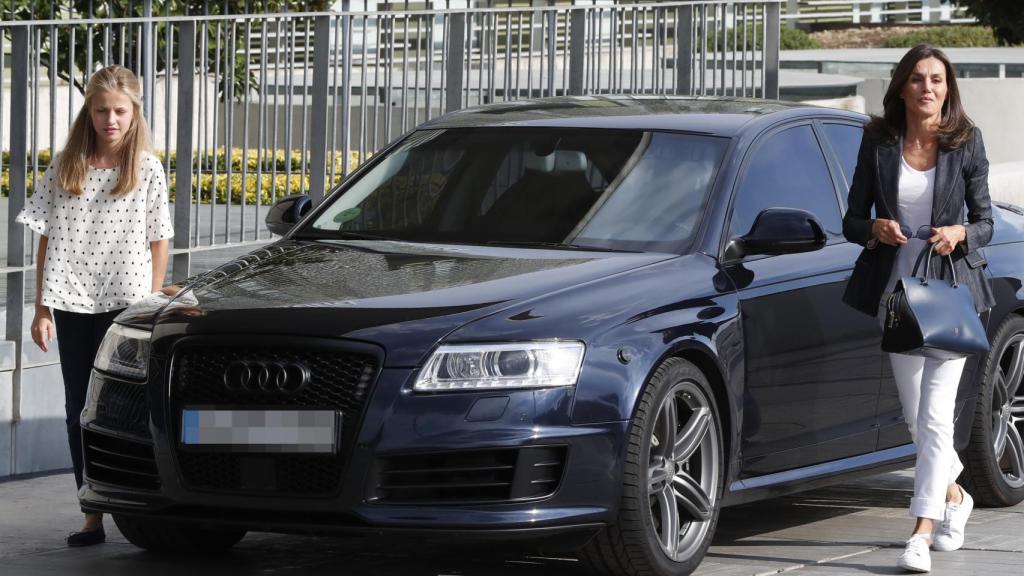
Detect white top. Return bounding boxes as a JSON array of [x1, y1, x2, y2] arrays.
[[16, 153, 175, 314], [885, 155, 936, 295]]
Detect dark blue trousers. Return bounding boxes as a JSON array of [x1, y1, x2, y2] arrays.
[[52, 308, 122, 489]]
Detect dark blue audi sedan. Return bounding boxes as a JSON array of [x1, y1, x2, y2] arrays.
[[79, 96, 1024, 576]]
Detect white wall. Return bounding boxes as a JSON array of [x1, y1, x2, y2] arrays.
[[857, 77, 1024, 165]]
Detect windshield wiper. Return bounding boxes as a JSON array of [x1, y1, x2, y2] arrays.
[[483, 240, 632, 252], [324, 230, 402, 241]]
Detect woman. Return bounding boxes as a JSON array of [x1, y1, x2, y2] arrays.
[[842, 45, 994, 573], [17, 65, 174, 547]]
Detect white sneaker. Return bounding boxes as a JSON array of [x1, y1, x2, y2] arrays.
[[932, 487, 974, 552], [897, 533, 932, 573]]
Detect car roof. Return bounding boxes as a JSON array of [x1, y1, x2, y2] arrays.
[[418, 95, 865, 137]]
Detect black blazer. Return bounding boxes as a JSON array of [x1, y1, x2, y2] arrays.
[[842, 126, 996, 316]]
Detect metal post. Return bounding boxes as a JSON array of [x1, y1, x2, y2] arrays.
[[675, 5, 692, 95], [870, 2, 883, 24], [546, 9, 556, 97], [445, 12, 466, 113], [568, 8, 585, 96], [308, 15, 331, 204], [173, 22, 195, 283], [142, 0, 155, 121], [786, 0, 799, 28], [6, 28, 30, 440], [764, 2, 781, 100]]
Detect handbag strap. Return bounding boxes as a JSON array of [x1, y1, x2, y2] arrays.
[[911, 243, 958, 287]]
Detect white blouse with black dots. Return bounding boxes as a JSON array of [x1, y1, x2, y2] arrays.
[[16, 153, 175, 314]]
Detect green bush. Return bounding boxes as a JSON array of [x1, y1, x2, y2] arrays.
[[1, 148, 368, 203], [883, 25, 1001, 48], [707, 25, 822, 51], [782, 27, 823, 50]]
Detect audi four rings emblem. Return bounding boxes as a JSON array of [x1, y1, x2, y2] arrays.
[[223, 361, 311, 393]]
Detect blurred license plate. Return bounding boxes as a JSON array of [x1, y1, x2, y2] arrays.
[[180, 409, 338, 454]]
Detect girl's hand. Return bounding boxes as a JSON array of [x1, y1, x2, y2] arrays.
[[872, 218, 908, 246], [930, 225, 967, 256], [31, 308, 54, 352]]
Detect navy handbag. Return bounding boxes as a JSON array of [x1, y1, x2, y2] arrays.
[[882, 244, 990, 359]]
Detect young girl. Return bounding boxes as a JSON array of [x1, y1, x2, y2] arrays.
[[17, 65, 174, 547]]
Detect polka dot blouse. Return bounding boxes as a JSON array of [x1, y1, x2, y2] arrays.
[[16, 153, 175, 314]]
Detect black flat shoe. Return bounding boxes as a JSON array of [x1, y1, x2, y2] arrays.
[[67, 526, 106, 547]]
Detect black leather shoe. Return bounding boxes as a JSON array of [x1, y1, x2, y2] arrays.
[[67, 526, 105, 547]]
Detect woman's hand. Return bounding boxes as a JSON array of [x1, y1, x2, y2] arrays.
[[872, 218, 908, 246], [930, 225, 967, 256], [31, 307, 54, 352]]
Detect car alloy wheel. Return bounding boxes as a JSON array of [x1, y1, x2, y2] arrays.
[[579, 357, 723, 576], [962, 314, 1024, 507], [648, 380, 720, 562], [991, 333, 1024, 489]]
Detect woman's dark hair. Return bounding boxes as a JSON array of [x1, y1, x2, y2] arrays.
[[865, 44, 973, 149]]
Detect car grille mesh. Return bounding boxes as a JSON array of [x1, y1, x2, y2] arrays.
[[94, 379, 150, 438], [172, 345, 378, 496], [175, 453, 344, 495], [376, 446, 567, 503], [83, 429, 161, 491]]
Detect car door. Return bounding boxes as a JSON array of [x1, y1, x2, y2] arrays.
[[818, 121, 912, 450], [724, 122, 884, 477]]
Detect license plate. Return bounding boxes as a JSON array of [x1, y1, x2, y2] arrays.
[[180, 409, 338, 454]]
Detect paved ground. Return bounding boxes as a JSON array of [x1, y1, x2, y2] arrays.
[[1, 469, 1021, 576]]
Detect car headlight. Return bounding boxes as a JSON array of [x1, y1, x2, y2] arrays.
[[94, 323, 153, 380], [413, 341, 585, 392]]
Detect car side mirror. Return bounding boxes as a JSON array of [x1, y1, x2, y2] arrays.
[[726, 208, 826, 260], [265, 194, 313, 236]]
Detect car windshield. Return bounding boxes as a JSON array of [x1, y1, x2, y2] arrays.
[[302, 128, 729, 252]]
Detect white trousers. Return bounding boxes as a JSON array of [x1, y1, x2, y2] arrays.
[[889, 352, 966, 520]]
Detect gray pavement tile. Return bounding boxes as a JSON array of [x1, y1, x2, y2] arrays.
[[782, 547, 1024, 576]]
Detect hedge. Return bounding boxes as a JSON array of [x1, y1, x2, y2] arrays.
[[2, 148, 367, 204], [883, 26, 1002, 48], [707, 25, 823, 51]]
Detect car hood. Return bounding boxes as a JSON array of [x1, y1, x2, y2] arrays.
[[144, 240, 675, 366]]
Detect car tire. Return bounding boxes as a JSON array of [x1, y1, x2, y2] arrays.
[[579, 357, 723, 576], [961, 314, 1024, 507], [113, 514, 247, 554]]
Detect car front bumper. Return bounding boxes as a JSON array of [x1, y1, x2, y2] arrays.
[[79, 365, 628, 538]]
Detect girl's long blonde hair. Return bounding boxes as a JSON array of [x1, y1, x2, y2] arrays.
[[58, 65, 151, 196]]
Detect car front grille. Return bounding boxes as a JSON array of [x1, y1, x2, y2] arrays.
[[94, 379, 150, 438], [171, 343, 379, 496], [375, 446, 567, 503], [83, 429, 161, 491]]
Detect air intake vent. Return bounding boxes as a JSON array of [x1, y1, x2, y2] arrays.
[[176, 453, 343, 496], [94, 379, 150, 438], [83, 429, 160, 491], [376, 446, 566, 503]]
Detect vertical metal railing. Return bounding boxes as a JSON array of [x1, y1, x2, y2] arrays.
[[0, 1, 782, 474], [1, 2, 781, 269]]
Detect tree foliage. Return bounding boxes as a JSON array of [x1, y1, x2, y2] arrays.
[[958, 0, 1024, 46]]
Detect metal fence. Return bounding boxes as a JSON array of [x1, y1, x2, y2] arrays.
[[0, 2, 781, 469], [783, 1, 973, 25]]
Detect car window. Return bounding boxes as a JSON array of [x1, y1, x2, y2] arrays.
[[575, 132, 729, 252], [729, 124, 843, 241], [821, 123, 864, 190], [305, 128, 728, 253]]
